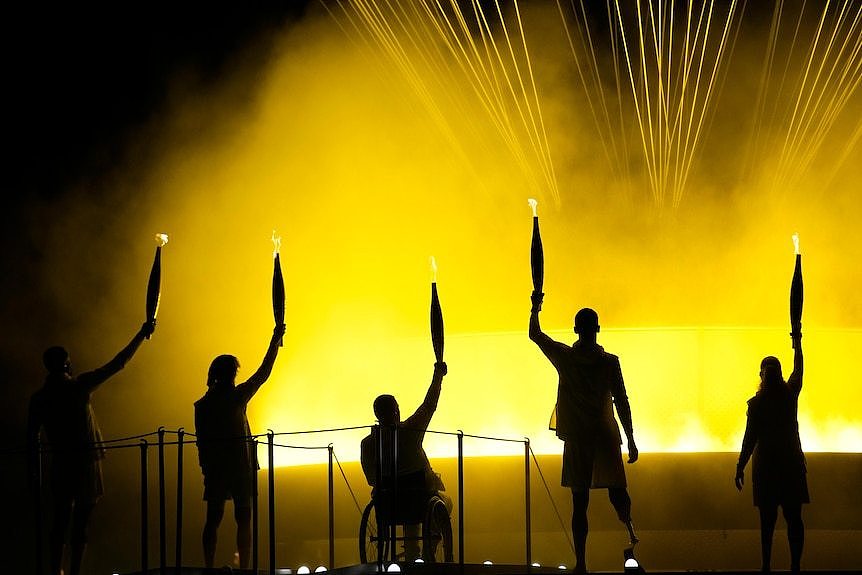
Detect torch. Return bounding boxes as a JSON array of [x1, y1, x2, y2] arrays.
[[430, 256, 444, 363], [145, 234, 169, 339], [272, 231, 285, 347], [528, 198, 543, 295], [790, 233, 803, 349]]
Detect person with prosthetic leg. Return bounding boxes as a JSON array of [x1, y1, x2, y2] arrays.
[[530, 295, 639, 574]]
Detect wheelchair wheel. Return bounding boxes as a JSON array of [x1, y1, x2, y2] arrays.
[[422, 495, 454, 563], [359, 500, 387, 563]]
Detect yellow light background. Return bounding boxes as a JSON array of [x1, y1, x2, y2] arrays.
[[34, 4, 862, 465]]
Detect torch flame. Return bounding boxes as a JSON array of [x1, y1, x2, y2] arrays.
[[430, 256, 438, 283], [792, 232, 800, 255], [272, 229, 282, 257], [527, 198, 538, 218], [155, 233, 169, 247]]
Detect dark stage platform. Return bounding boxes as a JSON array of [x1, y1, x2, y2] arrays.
[[121, 564, 859, 575]]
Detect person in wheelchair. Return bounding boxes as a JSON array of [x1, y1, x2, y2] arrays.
[[360, 361, 452, 561]]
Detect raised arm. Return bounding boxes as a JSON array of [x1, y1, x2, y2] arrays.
[[405, 361, 447, 431], [77, 321, 155, 392], [529, 292, 566, 365], [788, 333, 803, 394], [529, 291, 556, 350], [236, 323, 286, 402]]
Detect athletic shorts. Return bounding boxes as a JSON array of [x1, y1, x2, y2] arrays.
[[203, 468, 255, 505]]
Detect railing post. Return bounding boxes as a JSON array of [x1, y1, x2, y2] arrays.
[[390, 426, 398, 563], [253, 438, 260, 574], [457, 430, 464, 571], [328, 444, 335, 570], [176, 428, 184, 571], [140, 439, 149, 574], [375, 425, 384, 571], [158, 427, 166, 574], [268, 431, 276, 575], [524, 438, 531, 567]]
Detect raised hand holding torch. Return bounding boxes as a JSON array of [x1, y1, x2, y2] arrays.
[[529, 198, 544, 312], [272, 231, 285, 347], [430, 256, 444, 363], [145, 233, 169, 338], [790, 233, 803, 349]]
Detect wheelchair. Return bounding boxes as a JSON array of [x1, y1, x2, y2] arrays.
[[358, 486, 453, 564]]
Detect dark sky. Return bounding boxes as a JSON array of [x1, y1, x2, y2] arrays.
[[4, 3, 312, 201], [2, 0, 776, 205]]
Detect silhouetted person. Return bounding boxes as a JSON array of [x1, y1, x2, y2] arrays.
[[27, 320, 156, 575], [360, 361, 452, 561], [529, 297, 638, 574], [194, 323, 285, 569], [735, 333, 807, 573]]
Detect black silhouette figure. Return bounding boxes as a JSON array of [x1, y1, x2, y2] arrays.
[[360, 361, 452, 561], [529, 296, 638, 574], [194, 323, 285, 569], [27, 320, 156, 575], [735, 333, 807, 573]]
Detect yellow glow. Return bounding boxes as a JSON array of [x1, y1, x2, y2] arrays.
[[430, 256, 438, 283], [251, 326, 862, 468], [528, 198, 538, 218], [155, 233, 169, 247], [272, 229, 282, 257], [793, 232, 800, 255], [43, 4, 861, 467]]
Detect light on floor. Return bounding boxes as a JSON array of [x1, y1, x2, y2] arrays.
[[624, 547, 645, 573]]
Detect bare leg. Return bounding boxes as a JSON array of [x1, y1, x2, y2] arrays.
[[235, 504, 252, 569], [608, 487, 637, 544], [68, 502, 95, 575], [758, 504, 778, 573], [203, 500, 225, 568], [782, 503, 804, 574], [571, 489, 589, 574]]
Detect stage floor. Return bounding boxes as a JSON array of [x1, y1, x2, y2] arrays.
[[121, 563, 859, 575]]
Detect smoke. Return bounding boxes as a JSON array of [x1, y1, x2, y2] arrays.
[[10, 1, 861, 455]]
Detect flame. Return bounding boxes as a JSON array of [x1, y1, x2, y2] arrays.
[[792, 232, 800, 255], [430, 255, 438, 283], [272, 229, 282, 257], [527, 198, 538, 217], [155, 233, 169, 247]]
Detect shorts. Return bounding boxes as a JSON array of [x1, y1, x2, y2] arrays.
[[561, 438, 626, 491], [203, 468, 255, 506], [51, 457, 104, 505]]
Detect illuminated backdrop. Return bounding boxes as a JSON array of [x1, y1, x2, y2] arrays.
[[32, 1, 862, 463]]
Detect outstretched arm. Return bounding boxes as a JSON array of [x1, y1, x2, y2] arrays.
[[788, 333, 803, 394], [236, 323, 286, 402], [529, 292, 567, 366], [529, 291, 557, 350], [77, 321, 155, 392], [405, 362, 447, 430]]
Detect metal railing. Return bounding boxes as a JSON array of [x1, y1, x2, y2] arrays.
[[22, 424, 566, 574]]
